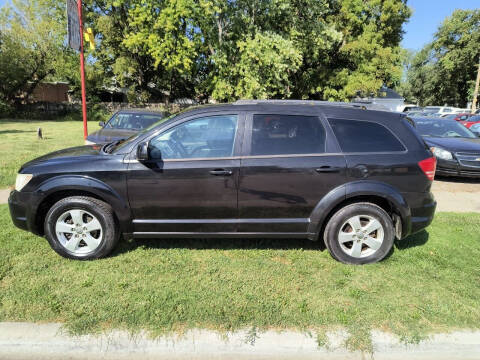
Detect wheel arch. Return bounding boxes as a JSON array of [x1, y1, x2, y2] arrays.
[[33, 175, 132, 235], [308, 181, 411, 242]]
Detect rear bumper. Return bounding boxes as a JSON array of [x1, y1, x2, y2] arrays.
[[8, 190, 43, 235], [401, 191, 437, 238]]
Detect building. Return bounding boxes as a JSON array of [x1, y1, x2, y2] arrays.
[[357, 86, 405, 112], [31, 82, 70, 103]]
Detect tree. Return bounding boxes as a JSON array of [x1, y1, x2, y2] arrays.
[[0, 0, 76, 105], [0, 0, 413, 105], [80, 0, 411, 102], [403, 9, 480, 107]]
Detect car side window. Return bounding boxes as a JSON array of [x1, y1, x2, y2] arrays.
[[250, 114, 326, 156], [149, 115, 238, 160], [328, 118, 405, 153]]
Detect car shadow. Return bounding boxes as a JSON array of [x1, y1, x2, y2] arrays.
[[394, 229, 429, 250], [113, 237, 326, 256], [435, 175, 480, 184], [113, 231, 430, 258], [0, 130, 36, 135]]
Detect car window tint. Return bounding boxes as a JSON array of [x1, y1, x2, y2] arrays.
[[149, 115, 238, 159], [106, 113, 164, 130], [135, 115, 164, 129], [328, 119, 405, 153], [250, 114, 326, 155]]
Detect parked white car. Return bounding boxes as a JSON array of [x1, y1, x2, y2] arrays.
[[424, 106, 462, 115]]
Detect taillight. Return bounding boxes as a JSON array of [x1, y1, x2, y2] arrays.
[[418, 157, 437, 181]]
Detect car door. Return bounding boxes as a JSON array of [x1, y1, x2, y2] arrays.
[[237, 110, 347, 235], [127, 112, 244, 236]]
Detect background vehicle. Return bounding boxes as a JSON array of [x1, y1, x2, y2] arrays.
[[400, 105, 423, 112], [459, 115, 480, 128], [411, 117, 480, 177], [85, 110, 167, 145], [470, 123, 480, 137], [9, 102, 437, 265], [423, 106, 460, 116], [443, 113, 475, 121], [406, 110, 425, 117]]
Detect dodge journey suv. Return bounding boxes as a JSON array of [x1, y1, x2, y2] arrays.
[[9, 101, 437, 264]]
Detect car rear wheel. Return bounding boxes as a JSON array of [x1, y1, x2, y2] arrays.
[[324, 203, 395, 265], [44, 196, 119, 260]]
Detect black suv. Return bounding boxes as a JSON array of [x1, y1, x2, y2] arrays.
[[9, 101, 437, 264]]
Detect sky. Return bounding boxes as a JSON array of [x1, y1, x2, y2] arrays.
[[0, 0, 478, 51], [401, 0, 479, 50]]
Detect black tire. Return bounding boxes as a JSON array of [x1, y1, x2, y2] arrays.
[[324, 202, 394, 265], [44, 196, 119, 260]]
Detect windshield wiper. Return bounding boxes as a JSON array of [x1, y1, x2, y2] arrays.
[[102, 140, 121, 154]]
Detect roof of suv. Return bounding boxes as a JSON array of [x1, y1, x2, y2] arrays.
[[171, 100, 396, 119], [116, 109, 167, 116]]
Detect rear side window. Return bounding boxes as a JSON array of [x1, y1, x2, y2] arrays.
[[328, 119, 405, 153], [251, 114, 326, 155]]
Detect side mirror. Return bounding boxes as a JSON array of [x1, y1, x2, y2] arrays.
[[137, 141, 149, 161], [99, 121, 105, 127]]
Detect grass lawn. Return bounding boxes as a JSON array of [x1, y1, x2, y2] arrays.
[[0, 118, 101, 188], [0, 205, 479, 351]]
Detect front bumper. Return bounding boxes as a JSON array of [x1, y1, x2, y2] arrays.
[[436, 156, 480, 178], [8, 190, 43, 235]]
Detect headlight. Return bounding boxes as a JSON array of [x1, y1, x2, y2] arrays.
[[15, 174, 33, 191], [431, 147, 453, 160]]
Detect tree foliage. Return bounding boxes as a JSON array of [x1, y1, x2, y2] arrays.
[[0, 0, 411, 104], [82, 0, 410, 102], [402, 9, 480, 107], [0, 0, 75, 105]]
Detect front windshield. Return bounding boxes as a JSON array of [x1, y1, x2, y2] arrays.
[[106, 113, 165, 130], [413, 118, 476, 138], [107, 112, 179, 153]]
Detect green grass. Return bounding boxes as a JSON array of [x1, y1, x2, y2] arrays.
[[0, 118, 101, 188], [0, 206, 479, 351]]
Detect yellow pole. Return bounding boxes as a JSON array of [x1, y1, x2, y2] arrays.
[[472, 55, 480, 114]]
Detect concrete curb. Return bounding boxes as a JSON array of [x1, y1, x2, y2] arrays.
[[0, 323, 479, 360]]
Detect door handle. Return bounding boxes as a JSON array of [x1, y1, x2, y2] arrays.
[[209, 169, 233, 176], [315, 166, 340, 173]]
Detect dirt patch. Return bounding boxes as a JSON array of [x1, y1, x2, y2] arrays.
[[0, 189, 11, 205], [433, 177, 480, 193], [432, 177, 480, 212]]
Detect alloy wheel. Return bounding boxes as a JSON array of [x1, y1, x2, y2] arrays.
[[55, 209, 103, 255], [337, 215, 385, 258]]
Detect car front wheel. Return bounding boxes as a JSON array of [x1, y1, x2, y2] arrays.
[[324, 202, 395, 265], [44, 196, 119, 260]]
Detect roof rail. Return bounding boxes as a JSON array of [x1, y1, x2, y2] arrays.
[[232, 99, 390, 111]]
